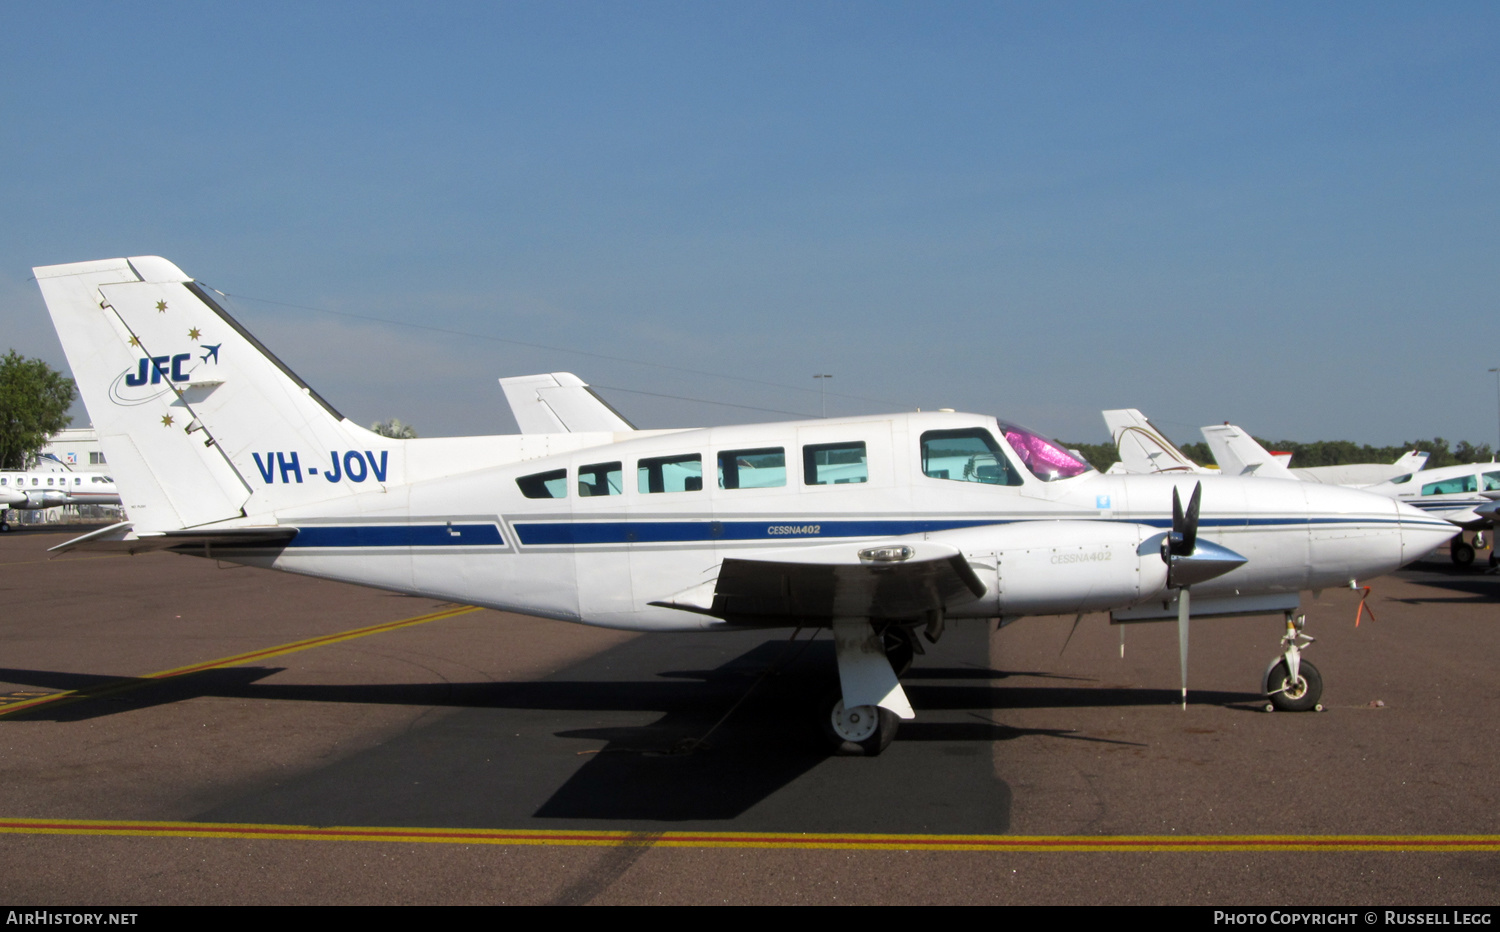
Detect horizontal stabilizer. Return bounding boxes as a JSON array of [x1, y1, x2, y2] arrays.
[[50, 521, 297, 555]]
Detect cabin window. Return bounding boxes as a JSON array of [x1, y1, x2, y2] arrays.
[[718, 448, 786, 490], [921, 429, 1023, 486], [46, 478, 54, 486], [1422, 474, 1477, 496], [1484, 472, 1500, 493], [517, 469, 568, 499], [0, 478, 6, 485], [803, 442, 868, 485], [638, 454, 703, 493], [578, 462, 623, 497]]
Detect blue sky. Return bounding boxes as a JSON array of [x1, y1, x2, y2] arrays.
[[3, 2, 1496, 447]]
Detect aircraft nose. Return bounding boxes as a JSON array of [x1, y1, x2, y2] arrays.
[[1296, 482, 1444, 586], [1396, 499, 1459, 564]]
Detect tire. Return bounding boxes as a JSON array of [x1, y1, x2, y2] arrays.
[[822, 695, 899, 756], [1490, 551, 1499, 568], [881, 626, 916, 677], [1451, 541, 1476, 567], [1266, 659, 1323, 712]]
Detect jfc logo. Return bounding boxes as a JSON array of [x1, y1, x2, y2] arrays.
[[108, 344, 221, 406]]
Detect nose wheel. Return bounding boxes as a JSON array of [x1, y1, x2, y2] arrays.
[[1264, 613, 1324, 712]]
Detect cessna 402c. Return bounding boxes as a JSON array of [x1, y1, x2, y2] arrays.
[[34, 257, 1457, 754]]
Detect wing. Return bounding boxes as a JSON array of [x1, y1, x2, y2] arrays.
[[650, 539, 987, 622]]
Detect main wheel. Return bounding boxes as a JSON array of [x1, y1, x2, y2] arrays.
[[1452, 541, 1476, 566], [1266, 659, 1323, 712], [1490, 550, 1499, 568], [822, 696, 899, 756], [881, 626, 916, 677]]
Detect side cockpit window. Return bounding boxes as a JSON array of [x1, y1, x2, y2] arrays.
[[1422, 474, 1478, 496], [517, 469, 568, 499], [997, 422, 1092, 481], [921, 429, 1022, 486]]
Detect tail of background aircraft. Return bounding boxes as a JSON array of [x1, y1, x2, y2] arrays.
[[34, 257, 402, 533], [1102, 409, 1210, 475], [1393, 450, 1429, 473], [499, 372, 636, 434], [1199, 424, 1293, 479]]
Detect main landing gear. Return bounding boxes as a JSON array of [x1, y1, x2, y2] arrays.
[[1263, 612, 1323, 712], [821, 617, 924, 756]]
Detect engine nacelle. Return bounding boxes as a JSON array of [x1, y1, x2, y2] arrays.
[[929, 521, 1168, 618]]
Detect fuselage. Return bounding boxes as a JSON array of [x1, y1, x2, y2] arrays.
[[1364, 462, 1500, 529], [209, 411, 1454, 632]]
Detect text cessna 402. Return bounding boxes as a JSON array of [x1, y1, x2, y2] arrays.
[[34, 257, 1457, 755]]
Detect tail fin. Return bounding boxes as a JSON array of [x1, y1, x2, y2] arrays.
[[1102, 408, 1205, 474], [1199, 424, 1293, 478], [1393, 450, 1429, 473], [499, 372, 635, 434], [35, 257, 400, 532]]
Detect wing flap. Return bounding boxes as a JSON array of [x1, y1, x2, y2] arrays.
[[652, 540, 986, 621]]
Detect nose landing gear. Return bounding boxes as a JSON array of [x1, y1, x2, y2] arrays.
[[1264, 612, 1324, 712]]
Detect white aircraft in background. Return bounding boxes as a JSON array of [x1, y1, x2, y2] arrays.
[[1362, 463, 1500, 567], [33, 257, 1456, 754], [1200, 424, 1427, 485], [1103, 409, 1213, 475], [0, 468, 120, 531], [499, 372, 636, 434]]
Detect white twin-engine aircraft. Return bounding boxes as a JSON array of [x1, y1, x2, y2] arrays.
[[34, 257, 1457, 755]]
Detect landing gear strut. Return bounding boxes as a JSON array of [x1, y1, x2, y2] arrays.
[[824, 616, 913, 756], [1264, 612, 1323, 712], [880, 625, 921, 678]]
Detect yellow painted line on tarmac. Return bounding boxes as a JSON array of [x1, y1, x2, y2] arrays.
[[0, 604, 482, 718], [0, 819, 1496, 852]]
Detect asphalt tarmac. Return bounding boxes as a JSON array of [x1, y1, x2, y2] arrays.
[[0, 525, 1496, 904]]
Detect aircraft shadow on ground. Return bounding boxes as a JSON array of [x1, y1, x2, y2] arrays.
[[3, 633, 1261, 827]]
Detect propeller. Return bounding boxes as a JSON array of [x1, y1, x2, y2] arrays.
[[1158, 482, 1247, 710]]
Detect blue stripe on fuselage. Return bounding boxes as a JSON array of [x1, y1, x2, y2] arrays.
[[274, 515, 1430, 550], [287, 524, 504, 548]]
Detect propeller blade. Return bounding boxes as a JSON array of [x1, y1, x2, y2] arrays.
[[1182, 482, 1202, 553], [1172, 485, 1185, 539], [1178, 586, 1190, 710]]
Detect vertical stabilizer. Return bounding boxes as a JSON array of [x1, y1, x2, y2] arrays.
[[1200, 424, 1294, 479], [500, 372, 635, 434], [34, 257, 403, 531], [1102, 409, 1207, 475]]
